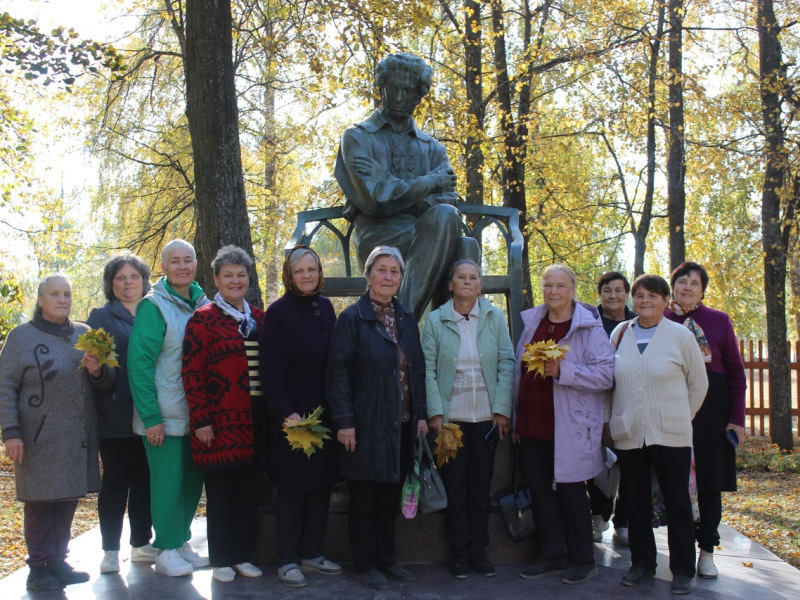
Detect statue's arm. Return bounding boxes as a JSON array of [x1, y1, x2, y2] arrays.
[[335, 128, 455, 217]]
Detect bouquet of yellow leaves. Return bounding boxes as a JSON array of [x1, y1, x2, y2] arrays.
[[283, 406, 332, 457], [74, 327, 119, 371], [434, 423, 464, 465], [522, 339, 570, 379]]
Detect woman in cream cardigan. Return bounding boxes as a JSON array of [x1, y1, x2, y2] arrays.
[[605, 274, 708, 596]]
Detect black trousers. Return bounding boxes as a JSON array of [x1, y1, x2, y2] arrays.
[[440, 420, 495, 560], [24, 500, 78, 567], [98, 437, 153, 550], [696, 490, 722, 552], [275, 487, 332, 566], [588, 474, 628, 527], [347, 479, 403, 572], [617, 444, 695, 577], [204, 464, 260, 567], [519, 438, 595, 566]]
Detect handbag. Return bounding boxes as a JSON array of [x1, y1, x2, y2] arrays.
[[399, 455, 420, 519], [497, 445, 536, 542], [593, 445, 621, 498], [418, 434, 447, 513]]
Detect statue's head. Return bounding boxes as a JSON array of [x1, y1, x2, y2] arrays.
[[375, 53, 432, 123]]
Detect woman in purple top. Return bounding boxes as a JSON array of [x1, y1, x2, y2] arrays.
[[665, 261, 746, 580]]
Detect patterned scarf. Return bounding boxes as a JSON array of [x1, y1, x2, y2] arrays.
[[214, 292, 256, 338], [669, 299, 712, 363]]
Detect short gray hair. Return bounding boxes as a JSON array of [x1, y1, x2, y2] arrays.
[[364, 246, 406, 279], [542, 264, 576, 289], [211, 245, 253, 275], [102, 253, 151, 302], [160, 239, 196, 264], [34, 274, 71, 318]]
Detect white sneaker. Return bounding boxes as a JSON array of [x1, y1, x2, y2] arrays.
[[300, 556, 343, 575], [155, 548, 193, 577], [278, 563, 307, 588], [697, 550, 718, 578], [178, 542, 210, 568], [233, 562, 262, 578], [213, 567, 236, 583], [613, 527, 630, 546], [100, 551, 119, 573], [592, 515, 609, 542], [131, 543, 158, 562]]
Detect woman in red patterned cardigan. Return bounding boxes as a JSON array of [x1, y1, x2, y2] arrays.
[[182, 246, 266, 584]]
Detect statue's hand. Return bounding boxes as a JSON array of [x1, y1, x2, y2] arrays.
[[350, 156, 390, 180], [430, 168, 457, 192]]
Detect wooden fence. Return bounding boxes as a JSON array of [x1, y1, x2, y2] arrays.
[[740, 339, 800, 436]]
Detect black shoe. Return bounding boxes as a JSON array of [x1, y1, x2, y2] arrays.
[[520, 557, 568, 580], [562, 563, 599, 584], [470, 556, 496, 578], [354, 568, 390, 590], [27, 566, 64, 591], [380, 563, 415, 582], [671, 574, 693, 595], [622, 564, 656, 586], [451, 558, 470, 579], [47, 561, 90, 586]]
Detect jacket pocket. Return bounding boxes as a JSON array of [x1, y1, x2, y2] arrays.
[[659, 404, 690, 435], [608, 410, 632, 444]]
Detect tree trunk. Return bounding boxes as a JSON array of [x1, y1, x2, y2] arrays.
[[634, 0, 665, 277], [757, 0, 793, 450], [463, 0, 485, 205], [491, 0, 534, 308], [667, 0, 686, 272], [184, 0, 263, 307]]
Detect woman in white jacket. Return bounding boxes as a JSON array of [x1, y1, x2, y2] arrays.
[[605, 274, 708, 596]]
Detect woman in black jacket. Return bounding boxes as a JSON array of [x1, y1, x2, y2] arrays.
[[326, 246, 428, 591], [87, 253, 155, 574]]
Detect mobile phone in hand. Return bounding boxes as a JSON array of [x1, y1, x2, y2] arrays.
[[726, 429, 739, 447], [484, 424, 499, 449]]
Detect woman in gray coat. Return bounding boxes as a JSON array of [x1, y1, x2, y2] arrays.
[[0, 274, 113, 591]]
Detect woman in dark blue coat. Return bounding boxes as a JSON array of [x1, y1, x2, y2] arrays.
[[259, 247, 341, 588], [326, 246, 428, 591], [87, 253, 155, 574]]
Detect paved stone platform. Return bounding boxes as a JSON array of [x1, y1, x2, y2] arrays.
[[1, 518, 798, 599]]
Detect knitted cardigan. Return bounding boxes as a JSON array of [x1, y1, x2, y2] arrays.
[[182, 302, 266, 470], [606, 317, 709, 450]]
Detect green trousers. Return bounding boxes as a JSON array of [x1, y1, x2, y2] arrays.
[[143, 435, 204, 550]]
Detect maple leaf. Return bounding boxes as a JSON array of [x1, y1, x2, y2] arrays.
[[521, 339, 570, 379], [434, 423, 464, 465], [74, 327, 119, 370], [283, 405, 331, 457]]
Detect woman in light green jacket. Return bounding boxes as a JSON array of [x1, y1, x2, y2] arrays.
[[422, 260, 515, 580]]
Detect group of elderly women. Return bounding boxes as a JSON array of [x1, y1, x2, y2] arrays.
[[0, 237, 745, 596]]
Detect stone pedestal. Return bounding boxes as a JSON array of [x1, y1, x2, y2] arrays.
[[254, 437, 542, 564]]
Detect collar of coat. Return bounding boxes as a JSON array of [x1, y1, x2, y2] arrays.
[[355, 109, 434, 143]]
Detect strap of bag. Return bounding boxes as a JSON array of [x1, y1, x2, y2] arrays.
[[511, 443, 521, 495], [612, 320, 631, 348], [419, 434, 435, 464]]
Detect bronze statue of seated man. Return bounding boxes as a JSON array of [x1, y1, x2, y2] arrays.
[[334, 52, 480, 319]]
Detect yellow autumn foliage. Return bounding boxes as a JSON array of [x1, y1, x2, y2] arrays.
[[434, 423, 464, 465], [74, 327, 119, 370], [283, 405, 331, 458], [521, 339, 570, 379]]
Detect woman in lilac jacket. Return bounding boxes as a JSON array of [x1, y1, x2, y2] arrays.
[[512, 265, 614, 586], [665, 261, 746, 579]]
